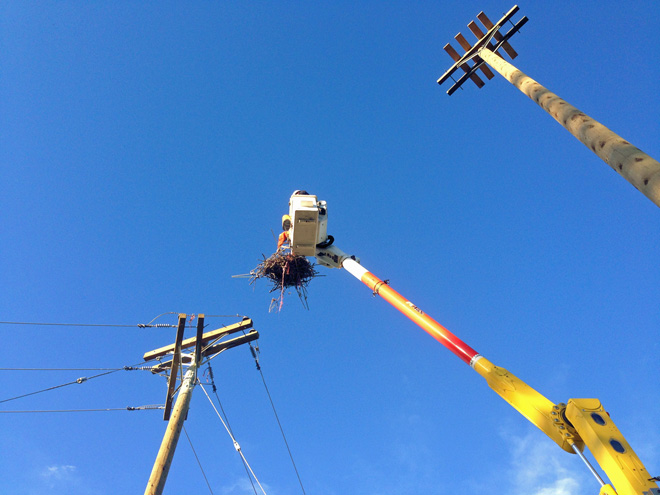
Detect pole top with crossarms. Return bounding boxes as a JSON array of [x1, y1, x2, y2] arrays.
[[437, 5, 528, 95]]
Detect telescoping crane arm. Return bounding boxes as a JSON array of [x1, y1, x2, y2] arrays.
[[282, 191, 659, 495]]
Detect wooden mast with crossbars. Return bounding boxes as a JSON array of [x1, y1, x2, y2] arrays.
[[437, 5, 660, 208]]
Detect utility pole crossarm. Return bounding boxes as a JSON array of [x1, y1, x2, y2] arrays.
[[436, 5, 527, 95], [142, 318, 253, 362], [202, 330, 259, 357]]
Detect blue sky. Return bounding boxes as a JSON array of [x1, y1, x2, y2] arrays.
[[1, 2, 659, 494]]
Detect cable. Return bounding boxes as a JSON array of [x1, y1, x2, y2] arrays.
[[204, 365, 235, 434], [0, 369, 120, 404], [250, 343, 306, 495], [0, 405, 164, 413], [204, 364, 258, 495], [0, 314, 249, 329], [198, 382, 268, 495], [0, 367, 155, 371], [142, 312, 179, 326], [0, 321, 138, 328], [0, 368, 121, 371], [0, 360, 158, 405], [183, 425, 215, 495]]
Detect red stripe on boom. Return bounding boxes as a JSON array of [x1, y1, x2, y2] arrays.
[[361, 272, 479, 365]]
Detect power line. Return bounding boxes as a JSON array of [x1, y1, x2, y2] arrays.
[[0, 313, 250, 329], [0, 360, 160, 405], [0, 369, 120, 404], [183, 425, 215, 495], [0, 320, 243, 329], [250, 343, 306, 495], [0, 405, 164, 413], [204, 364, 258, 495], [0, 367, 154, 371], [198, 383, 268, 495], [0, 321, 139, 328]]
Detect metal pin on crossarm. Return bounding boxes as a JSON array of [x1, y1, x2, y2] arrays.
[[436, 5, 660, 208]]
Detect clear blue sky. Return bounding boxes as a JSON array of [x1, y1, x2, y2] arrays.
[[1, 2, 659, 494]]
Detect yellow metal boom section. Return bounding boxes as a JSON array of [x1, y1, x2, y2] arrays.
[[472, 356, 581, 453], [472, 357, 658, 495], [566, 399, 659, 495]]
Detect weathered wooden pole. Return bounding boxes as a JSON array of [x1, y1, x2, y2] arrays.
[[144, 366, 196, 495], [478, 47, 660, 207], [436, 5, 660, 208]]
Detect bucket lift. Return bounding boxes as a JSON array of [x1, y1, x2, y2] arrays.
[[282, 190, 659, 495]]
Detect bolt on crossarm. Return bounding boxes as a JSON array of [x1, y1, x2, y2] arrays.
[[436, 5, 660, 208]]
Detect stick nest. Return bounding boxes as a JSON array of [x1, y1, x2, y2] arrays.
[[250, 251, 319, 310]]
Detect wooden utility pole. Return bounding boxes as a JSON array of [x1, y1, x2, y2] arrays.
[[436, 5, 660, 208], [144, 314, 259, 495], [145, 366, 197, 495]]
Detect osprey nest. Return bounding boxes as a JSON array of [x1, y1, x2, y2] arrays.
[[250, 251, 319, 310]]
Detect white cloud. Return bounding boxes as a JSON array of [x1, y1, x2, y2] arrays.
[[37, 464, 83, 493], [27, 463, 103, 495], [506, 432, 588, 495], [41, 464, 77, 481], [221, 476, 272, 495], [534, 478, 580, 495]]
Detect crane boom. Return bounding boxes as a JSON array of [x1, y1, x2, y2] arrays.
[[338, 252, 580, 454], [283, 191, 660, 495]]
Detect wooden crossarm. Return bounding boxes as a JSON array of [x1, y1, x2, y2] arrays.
[[143, 318, 253, 362]]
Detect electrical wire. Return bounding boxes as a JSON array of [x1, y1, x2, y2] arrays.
[[0, 321, 138, 328], [0, 360, 161, 405], [143, 312, 179, 326], [204, 364, 258, 495], [183, 425, 215, 495], [0, 367, 155, 371], [0, 369, 120, 404], [0, 405, 164, 413], [0, 314, 248, 330], [249, 343, 306, 495], [198, 382, 268, 495], [258, 370, 306, 493]]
